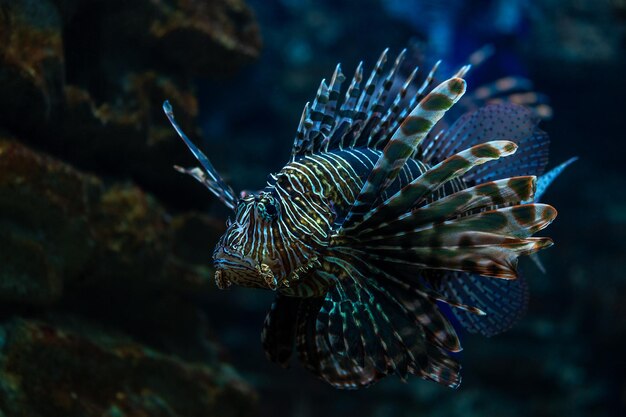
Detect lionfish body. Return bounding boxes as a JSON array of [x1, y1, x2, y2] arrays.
[[164, 48, 573, 389]]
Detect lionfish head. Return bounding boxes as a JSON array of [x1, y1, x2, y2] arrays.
[[163, 101, 293, 291], [212, 191, 285, 290]]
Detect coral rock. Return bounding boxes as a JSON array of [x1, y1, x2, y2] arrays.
[[0, 138, 221, 305], [0, 318, 257, 417], [0, 0, 64, 135]]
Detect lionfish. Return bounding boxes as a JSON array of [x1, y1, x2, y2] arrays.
[[163, 48, 574, 389]]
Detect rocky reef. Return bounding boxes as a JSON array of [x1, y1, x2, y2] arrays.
[[0, 318, 255, 417], [0, 0, 261, 415]]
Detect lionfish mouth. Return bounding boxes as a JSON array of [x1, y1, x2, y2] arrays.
[[212, 246, 279, 290]]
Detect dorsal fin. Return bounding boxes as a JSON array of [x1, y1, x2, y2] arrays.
[[291, 49, 450, 160], [340, 77, 467, 231]]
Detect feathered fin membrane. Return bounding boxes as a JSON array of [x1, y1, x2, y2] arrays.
[[418, 103, 551, 179], [427, 271, 530, 337], [163, 101, 237, 209], [301, 256, 463, 389]]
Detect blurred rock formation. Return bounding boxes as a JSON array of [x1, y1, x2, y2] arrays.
[[0, 0, 261, 415]]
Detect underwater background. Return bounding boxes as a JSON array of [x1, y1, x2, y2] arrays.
[[0, 0, 624, 416]]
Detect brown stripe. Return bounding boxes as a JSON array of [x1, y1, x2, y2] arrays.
[[471, 143, 500, 159], [512, 204, 536, 225], [421, 93, 454, 111], [507, 176, 535, 201], [400, 116, 433, 136], [448, 78, 466, 95], [541, 205, 557, 222]]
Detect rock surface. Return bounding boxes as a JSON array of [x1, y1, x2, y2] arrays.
[[0, 0, 259, 415], [0, 138, 223, 305], [0, 318, 256, 417], [0, 0, 262, 209]]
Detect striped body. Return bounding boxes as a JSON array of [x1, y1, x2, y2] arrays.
[[214, 148, 457, 297]]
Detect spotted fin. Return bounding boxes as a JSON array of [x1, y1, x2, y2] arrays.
[[334, 138, 557, 279], [428, 271, 529, 337], [163, 101, 237, 209], [418, 104, 550, 184], [344, 202, 556, 278]]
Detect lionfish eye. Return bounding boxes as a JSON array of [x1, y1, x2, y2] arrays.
[[256, 198, 278, 221], [264, 203, 277, 217]]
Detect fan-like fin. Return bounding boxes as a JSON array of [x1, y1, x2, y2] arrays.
[[295, 286, 383, 389], [360, 236, 552, 279], [337, 202, 557, 279], [361, 49, 407, 148], [428, 271, 529, 337], [350, 140, 519, 235], [335, 250, 463, 353], [341, 77, 467, 230], [319, 259, 417, 379], [418, 104, 550, 183], [306, 252, 466, 388], [163, 101, 237, 209]]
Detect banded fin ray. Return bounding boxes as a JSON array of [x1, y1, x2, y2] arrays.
[[292, 50, 451, 161], [163, 101, 237, 209], [347, 140, 519, 235], [296, 287, 384, 389], [355, 235, 553, 279], [341, 77, 467, 230]]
